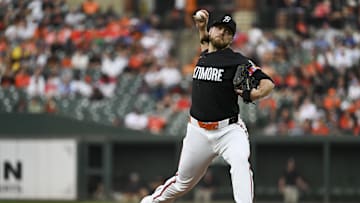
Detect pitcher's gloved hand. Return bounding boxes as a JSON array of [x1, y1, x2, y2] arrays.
[[233, 65, 259, 104]]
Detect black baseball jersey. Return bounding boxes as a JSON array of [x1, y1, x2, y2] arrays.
[[190, 48, 255, 122]]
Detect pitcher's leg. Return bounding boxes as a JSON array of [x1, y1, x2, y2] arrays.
[[219, 126, 253, 203], [145, 124, 216, 203]]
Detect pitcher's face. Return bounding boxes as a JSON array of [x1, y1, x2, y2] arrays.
[[209, 24, 234, 50]]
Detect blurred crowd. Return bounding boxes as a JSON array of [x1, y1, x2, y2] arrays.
[[237, 0, 360, 136], [0, 0, 359, 136]]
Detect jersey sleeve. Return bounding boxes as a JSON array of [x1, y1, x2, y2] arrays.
[[245, 59, 274, 82], [245, 59, 261, 76]]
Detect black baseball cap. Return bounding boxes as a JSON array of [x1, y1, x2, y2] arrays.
[[208, 14, 237, 35]]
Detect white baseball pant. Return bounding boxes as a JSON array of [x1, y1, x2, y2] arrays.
[[147, 117, 254, 203]]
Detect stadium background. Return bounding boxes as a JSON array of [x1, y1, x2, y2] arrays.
[[0, 0, 359, 203]]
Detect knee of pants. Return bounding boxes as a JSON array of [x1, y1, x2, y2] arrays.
[[229, 162, 252, 179], [174, 176, 196, 193]]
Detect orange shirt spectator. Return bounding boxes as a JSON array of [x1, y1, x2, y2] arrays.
[[323, 88, 341, 110], [312, 119, 330, 136], [339, 111, 354, 131], [82, 0, 100, 15], [147, 116, 166, 134], [45, 98, 58, 113], [128, 53, 144, 71], [61, 56, 72, 68], [175, 95, 191, 111], [15, 68, 30, 88], [0, 36, 7, 53], [284, 71, 298, 88]]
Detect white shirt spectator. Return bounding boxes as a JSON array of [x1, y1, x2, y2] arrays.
[[248, 26, 263, 46], [315, 23, 341, 47], [348, 79, 360, 101], [45, 75, 61, 98], [97, 75, 116, 98], [124, 111, 149, 130], [333, 47, 353, 69], [70, 80, 93, 97], [5, 21, 34, 41], [36, 52, 49, 67], [27, 0, 44, 22], [256, 38, 276, 59], [298, 98, 318, 122], [159, 65, 182, 88], [65, 8, 86, 27], [144, 65, 161, 88], [71, 50, 89, 70], [316, 48, 335, 67], [101, 52, 128, 78], [349, 46, 360, 66], [27, 74, 45, 97], [140, 29, 160, 50], [152, 32, 173, 61]]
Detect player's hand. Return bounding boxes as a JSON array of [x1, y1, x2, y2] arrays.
[[235, 88, 259, 103], [235, 89, 244, 96], [193, 9, 209, 30]]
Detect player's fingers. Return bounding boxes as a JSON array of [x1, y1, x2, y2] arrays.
[[235, 89, 243, 96], [199, 9, 209, 18]]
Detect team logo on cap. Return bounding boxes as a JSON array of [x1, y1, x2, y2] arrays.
[[222, 16, 231, 23]]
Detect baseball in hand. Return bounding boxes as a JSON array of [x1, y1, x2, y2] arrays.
[[193, 10, 207, 21]]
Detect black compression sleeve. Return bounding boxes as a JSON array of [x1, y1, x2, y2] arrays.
[[253, 69, 273, 82]]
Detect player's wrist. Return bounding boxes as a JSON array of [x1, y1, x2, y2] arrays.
[[242, 89, 252, 103]]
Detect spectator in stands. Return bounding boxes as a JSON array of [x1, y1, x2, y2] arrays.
[[82, 0, 100, 17], [193, 169, 217, 203], [97, 73, 116, 98], [278, 157, 308, 203], [174, 92, 191, 112], [27, 97, 44, 113], [58, 69, 74, 97], [44, 97, 58, 113], [124, 108, 148, 131], [1, 0, 360, 136], [65, 6, 86, 27], [347, 73, 360, 101], [71, 74, 93, 97], [100, 49, 128, 78], [158, 57, 182, 93], [27, 68, 45, 97], [311, 116, 330, 136], [71, 49, 89, 70], [93, 181, 105, 200], [89, 86, 104, 101], [5, 17, 36, 41], [147, 114, 166, 134], [14, 67, 30, 88], [144, 63, 163, 100], [298, 97, 318, 123], [277, 108, 296, 136], [122, 172, 148, 203], [0, 67, 15, 88], [44, 70, 61, 98]]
